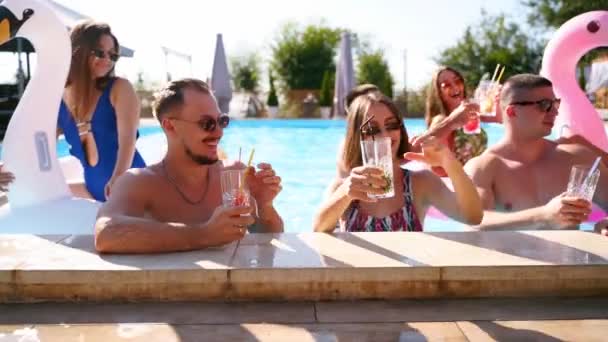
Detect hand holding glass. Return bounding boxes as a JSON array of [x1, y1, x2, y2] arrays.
[[360, 137, 395, 199], [220, 169, 251, 213], [566, 165, 600, 201]]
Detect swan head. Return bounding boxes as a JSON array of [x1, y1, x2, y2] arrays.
[[0, 0, 34, 45]]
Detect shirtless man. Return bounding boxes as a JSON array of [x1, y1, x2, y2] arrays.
[[94, 78, 284, 253], [464, 74, 608, 230]]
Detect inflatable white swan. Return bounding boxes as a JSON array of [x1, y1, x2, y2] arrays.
[[541, 11, 608, 151], [0, 0, 100, 233]]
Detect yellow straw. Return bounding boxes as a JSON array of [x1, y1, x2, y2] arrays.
[[239, 148, 255, 192], [496, 65, 506, 83], [247, 148, 255, 167], [490, 64, 501, 83]]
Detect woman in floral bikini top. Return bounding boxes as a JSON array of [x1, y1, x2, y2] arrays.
[[422, 66, 502, 168], [313, 85, 483, 233]]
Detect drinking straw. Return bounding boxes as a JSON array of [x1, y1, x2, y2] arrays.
[[490, 64, 501, 83], [373, 135, 379, 166], [584, 156, 602, 185], [496, 65, 506, 83], [247, 148, 255, 168], [360, 114, 376, 141], [239, 148, 255, 192], [238, 147, 242, 163]]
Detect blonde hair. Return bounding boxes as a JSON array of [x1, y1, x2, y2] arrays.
[[425, 66, 466, 127]]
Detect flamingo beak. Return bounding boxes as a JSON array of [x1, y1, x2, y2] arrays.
[[0, 17, 10, 45], [0, 6, 33, 45]]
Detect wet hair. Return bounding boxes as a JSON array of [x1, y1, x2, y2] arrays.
[[152, 78, 211, 122], [500, 73, 553, 105], [66, 20, 119, 122], [342, 89, 410, 170], [425, 66, 466, 127]]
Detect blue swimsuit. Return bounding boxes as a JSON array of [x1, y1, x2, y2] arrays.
[[57, 78, 146, 201]]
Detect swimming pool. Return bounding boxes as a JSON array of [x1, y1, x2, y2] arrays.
[[1, 118, 582, 232]]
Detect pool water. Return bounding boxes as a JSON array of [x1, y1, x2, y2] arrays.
[[1, 119, 587, 232]]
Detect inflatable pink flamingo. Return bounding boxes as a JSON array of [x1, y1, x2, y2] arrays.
[[424, 12, 608, 223], [540, 11, 608, 152], [541, 11, 608, 223]]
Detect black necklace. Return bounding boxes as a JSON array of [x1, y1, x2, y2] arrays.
[[162, 159, 210, 205]]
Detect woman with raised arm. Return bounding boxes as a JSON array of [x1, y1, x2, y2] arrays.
[[313, 87, 482, 232]]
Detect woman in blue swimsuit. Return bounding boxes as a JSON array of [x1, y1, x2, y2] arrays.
[[57, 21, 145, 201]]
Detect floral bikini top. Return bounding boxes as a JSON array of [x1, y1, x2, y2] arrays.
[[450, 128, 488, 165], [342, 169, 423, 232]]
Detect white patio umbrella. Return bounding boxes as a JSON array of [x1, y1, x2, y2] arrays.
[[333, 32, 356, 118], [211, 33, 232, 114]]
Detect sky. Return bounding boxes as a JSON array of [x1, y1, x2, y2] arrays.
[[2, 0, 529, 90]]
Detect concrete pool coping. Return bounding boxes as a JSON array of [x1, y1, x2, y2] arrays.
[[1, 231, 608, 302], [1, 299, 608, 341]]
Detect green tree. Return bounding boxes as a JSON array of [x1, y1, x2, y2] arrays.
[[267, 72, 279, 107], [436, 12, 544, 90], [318, 70, 334, 106], [357, 50, 395, 98], [523, 0, 608, 28], [271, 22, 341, 91], [230, 53, 260, 93]]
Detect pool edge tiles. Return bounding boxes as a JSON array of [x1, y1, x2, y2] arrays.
[[3, 231, 608, 302], [5, 235, 235, 302]]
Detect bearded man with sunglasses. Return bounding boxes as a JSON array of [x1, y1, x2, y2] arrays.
[[465, 74, 608, 230], [94, 78, 284, 253]]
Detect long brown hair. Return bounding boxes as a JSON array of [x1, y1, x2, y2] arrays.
[[66, 20, 119, 122], [424, 66, 466, 127], [342, 87, 410, 171]]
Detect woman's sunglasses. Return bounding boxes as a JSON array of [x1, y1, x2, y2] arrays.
[[510, 98, 561, 113], [359, 115, 403, 138], [91, 49, 120, 62], [439, 79, 464, 91], [169, 114, 230, 132], [360, 121, 403, 137]]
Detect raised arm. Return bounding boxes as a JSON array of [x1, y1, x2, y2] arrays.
[[94, 170, 250, 253], [411, 102, 480, 147], [106, 78, 141, 198], [245, 163, 284, 233], [407, 139, 482, 225]]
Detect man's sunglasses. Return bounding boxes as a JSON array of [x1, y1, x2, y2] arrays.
[[168, 114, 230, 132], [91, 49, 120, 62], [510, 98, 561, 113]]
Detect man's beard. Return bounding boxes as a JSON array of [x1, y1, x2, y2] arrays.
[[185, 145, 218, 165]]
